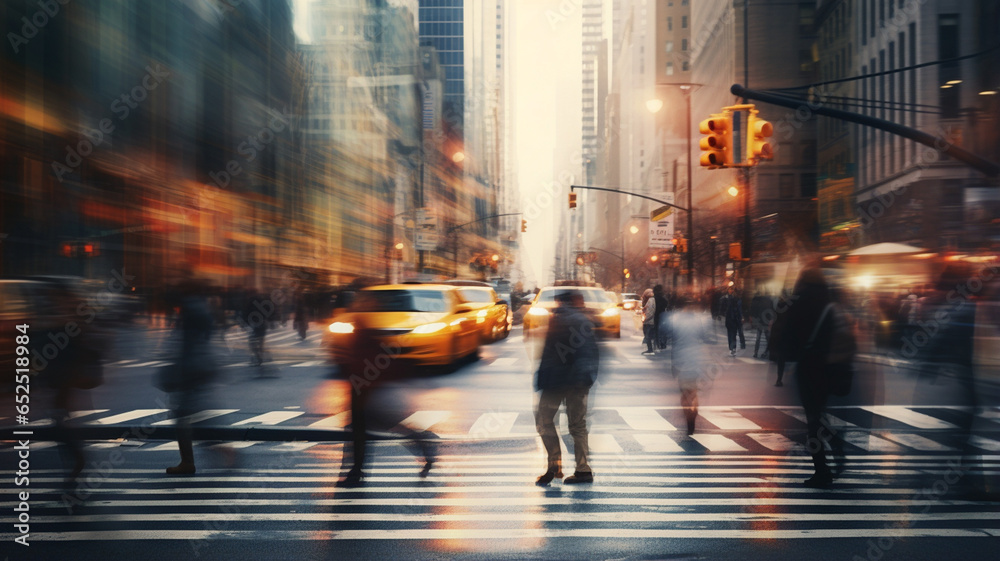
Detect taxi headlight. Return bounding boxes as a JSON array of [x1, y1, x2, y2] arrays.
[[601, 307, 620, 317], [412, 322, 447, 334], [328, 322, 354, 334], [527, 307, 549, 316]]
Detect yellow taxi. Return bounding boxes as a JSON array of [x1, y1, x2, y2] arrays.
[[451, 286, 510, 342], [324, 284, 481, 369], [522, 285, 621, 340]]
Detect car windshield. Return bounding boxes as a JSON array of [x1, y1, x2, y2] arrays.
[[535, 288, 613, 304], [457, 289, 494, 303], [351, 290, 449, 313], [622, 293, 639, 300]]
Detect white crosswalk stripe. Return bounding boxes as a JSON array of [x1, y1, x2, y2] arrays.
[[14, 452, 1000, 543]]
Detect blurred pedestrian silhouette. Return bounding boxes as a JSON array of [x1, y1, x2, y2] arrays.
[[641, 288, 656, 354], [653, 285, 669, 349], [721, 287, 745, 355], [665, 296, 714, 437], [782, 268, 845, 488], [915, 264, 998, 500], [242, 291, 269, 366], [339, 313, 436, 487], [768, 292, 790, 387], [294, 289, 309, 341], [41, 284, 104, 486], [749, 292, 772, 359], [534, 290, 600, 486], [159, 280, 218, 475]]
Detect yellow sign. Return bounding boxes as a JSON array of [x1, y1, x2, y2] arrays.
[[650, 205, 673, 222]]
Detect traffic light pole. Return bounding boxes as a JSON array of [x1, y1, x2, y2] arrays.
[[684, 86, 694, 289], [446, 212, 522, 278], [730, 84, 1000, 177]]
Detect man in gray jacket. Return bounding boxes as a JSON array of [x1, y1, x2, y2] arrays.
[[534, 290, 600, 485]]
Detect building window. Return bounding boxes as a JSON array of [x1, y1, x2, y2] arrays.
[[682, 61, 689, 71], [681, 38, 687, 51], [938, 14, 960, 118], [666, 62, 674, 76], [800, 173, 817, 198], [667, 17, 672, 31], [681, 15, 688, 29], [665, 41, 673, 52], [779, 174, 796, 198]]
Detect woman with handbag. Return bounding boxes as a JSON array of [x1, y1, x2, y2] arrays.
[[782, 268, 845, 488]]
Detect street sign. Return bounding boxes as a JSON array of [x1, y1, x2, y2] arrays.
[[649, 193, 676, 249], [650, 205, 673, 222], [415, 208, 438, 251]]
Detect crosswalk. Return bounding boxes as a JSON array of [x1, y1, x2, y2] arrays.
[[7, 405, 999, 455], [6, 449, 1000, 543]]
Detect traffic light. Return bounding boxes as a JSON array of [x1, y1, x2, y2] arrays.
[[746, 109, 773, 162], [568, 192, 577, 209], [521, 219, 527, 232], [729, 242, 742, 260], [699, 113, 730, 168]]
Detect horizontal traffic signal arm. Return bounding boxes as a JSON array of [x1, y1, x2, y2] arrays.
[[446, 212, 523, 235], [569, 185, 691, 212], [731, 83, 1000, 177]]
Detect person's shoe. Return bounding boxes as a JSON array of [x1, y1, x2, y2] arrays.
[[338, 469, 365, 487], [535, 469, 563, 486], [419, 461, 433, 478], [563, 471, 594, 484], [166, 462, 196, 475], [803, 472, 833, 489], [730, 349, 736, 356], [775, 380, 783, 387]]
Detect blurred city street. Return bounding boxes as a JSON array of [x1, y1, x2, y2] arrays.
[[3, 0, 1000, 559], [3, 318, 999, 560]]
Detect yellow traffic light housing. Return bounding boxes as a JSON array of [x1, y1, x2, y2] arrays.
[[521, 219, 527, 232], [568, 192, 577, 209], [729, 242, 742, 260], [747, 109, 773, 162], [699, 113, 730, 168]]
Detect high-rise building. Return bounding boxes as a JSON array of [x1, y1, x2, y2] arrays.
[[419, 0, 465, 138]]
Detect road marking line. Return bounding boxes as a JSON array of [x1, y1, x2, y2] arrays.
[[67, 409, 109, 419], [19, 528, 1000, 541], [782, 409, 858, 428], [290, 360, 324, 367], [232, 411, 305, 426], [698, 408, 761, 430], [127, 361, 164, 368], [860, 405, 959, 429], [842, 432, 903, 452], [88, 409, 170, 425], [309, 412, 351, 428], [880, 433, 955, 452], [491, 357, 518, 367], [151, 409, 238, 426], [616, 407, 677, 431], [690, 434, 747, 452], [633, 433, 684, 452], [588, 433, 623, 453], [272, 442, 317, 452], [468, 412, 518, 437], [400, 411, 450, 432], [970, 436, 1000, 451], [746, 432, 800, 452]]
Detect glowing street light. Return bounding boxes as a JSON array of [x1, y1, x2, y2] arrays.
[[728, 186, 739, 197]]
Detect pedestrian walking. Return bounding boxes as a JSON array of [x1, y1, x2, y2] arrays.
[[653, 284, 669, 349], [534, 290, 600, 486], [242, 291, 270, 366], [768, 293, 790, 387], [781, 268, 845, 488], [722, 287, 745, 355], [339, 312, 436, 487], [665, 296, 714, 437], [749, 292, 772, 359], [641, 288, 656, 354], [160, 280, 218, 475]]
